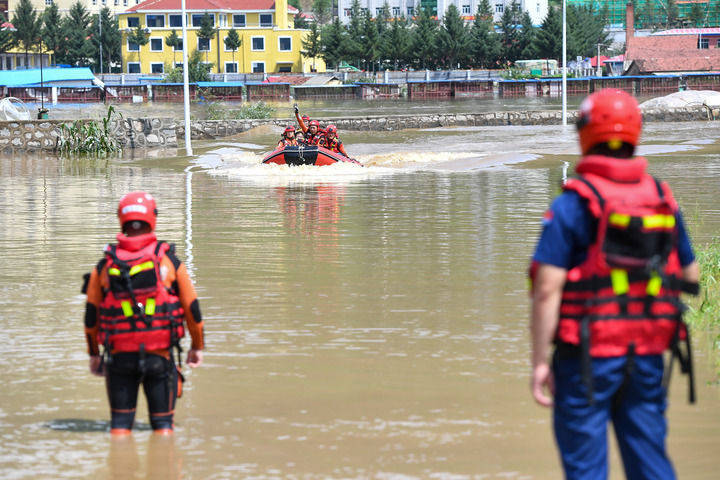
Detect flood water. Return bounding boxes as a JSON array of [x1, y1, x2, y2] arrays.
[[0, 114, 719, 479]]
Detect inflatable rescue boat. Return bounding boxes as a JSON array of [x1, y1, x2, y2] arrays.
[[262, 145, 362, 167]]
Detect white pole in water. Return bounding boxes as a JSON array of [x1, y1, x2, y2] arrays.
[[562, 0, 567, 126], [181, 0, 193, 156]]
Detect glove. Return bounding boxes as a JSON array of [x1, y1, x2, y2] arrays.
[[293, 104, 299, 114]]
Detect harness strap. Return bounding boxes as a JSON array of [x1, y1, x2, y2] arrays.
[[574, 175, 605, 210], [611, 343, 636, 413], [564, 272, 697, 294], [580, 315, 595, 405]]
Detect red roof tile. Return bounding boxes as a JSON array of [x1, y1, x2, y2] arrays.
[[125, 0, 292, 12], [626, 34, 720, 73]]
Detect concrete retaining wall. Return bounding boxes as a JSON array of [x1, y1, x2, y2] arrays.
[[0, 117, 177, 152]]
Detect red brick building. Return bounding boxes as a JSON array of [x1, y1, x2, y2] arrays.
[[624, 2, 720, 74]]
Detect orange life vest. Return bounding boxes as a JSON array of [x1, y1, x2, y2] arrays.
[[558, 155, 686, 357], [320, 136, 342, 153], [98, 239, 184, 353]]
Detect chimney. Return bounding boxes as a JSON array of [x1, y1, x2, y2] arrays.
[[626, 2, 635, 48]]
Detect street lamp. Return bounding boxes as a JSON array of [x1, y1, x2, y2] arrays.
[[596, 43, 606, 77]]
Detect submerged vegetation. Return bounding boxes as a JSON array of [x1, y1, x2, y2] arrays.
[[206, 101, 275, 120], [56, 106, 122, 156]]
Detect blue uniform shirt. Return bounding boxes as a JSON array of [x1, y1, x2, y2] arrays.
[[533, 191, 695, 270]]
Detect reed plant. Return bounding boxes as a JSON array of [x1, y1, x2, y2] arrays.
[[56, 106, 122, 156]]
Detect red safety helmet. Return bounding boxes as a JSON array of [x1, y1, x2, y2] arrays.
[[301, 115, 310, 122], [576, 89, 642, 155], [309, 120, 320, 128], [284, 125, 295, 135], [326, 124, 337, 135], [118, 191, 157, 231]]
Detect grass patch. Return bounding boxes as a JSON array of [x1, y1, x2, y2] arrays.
[[206, 101, 275, 120]]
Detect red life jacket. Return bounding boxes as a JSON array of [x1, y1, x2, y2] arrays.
[[558, 155, 686, 357], [279, 138, 298, 148], [321, 136, 342, 153], [306, 132, 322, 146], [98, 234, 184, 353]]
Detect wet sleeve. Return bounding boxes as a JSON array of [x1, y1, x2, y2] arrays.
[[296, 111, 308, 133], [532, 192, 594, 270], [84, 267, 103, 356], [175, 263, 204, 351], [338, 141, 348, 157], [675, 210, 695, 267]]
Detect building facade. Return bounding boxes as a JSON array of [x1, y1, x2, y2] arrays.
[[118, 0, 324, 74], [568, 0, 720, 28], [338, 0, 548, 26]]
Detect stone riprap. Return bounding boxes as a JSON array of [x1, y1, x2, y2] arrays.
[[0, 107, 716, 152], [0, 117, 177, 152]]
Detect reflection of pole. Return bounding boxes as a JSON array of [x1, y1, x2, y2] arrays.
[[181, 0, 193, 155], [562, 161, 569, 185], [562, 0, 567, 126], [184, 165, 195, 277]]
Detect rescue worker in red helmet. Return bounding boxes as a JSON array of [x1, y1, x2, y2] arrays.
[[277, 125, 298, 149], [82, 191, 204, 436], [319, 124, 349, 157], [294, 104, 325, 146], [529, 89, 699, 479]]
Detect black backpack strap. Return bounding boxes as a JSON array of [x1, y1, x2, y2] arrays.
[[652, 176, 665, 200], [153, 240, 166, 256]]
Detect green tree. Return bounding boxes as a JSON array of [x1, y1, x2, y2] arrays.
[[499, 1, 522, 62], [518, 11, 537, 59], [164, 49, 212, 82], [383, 16, 411, 69], [166, 29, 180, 65], [0, 14, 14, 54], [568, 5, 608, 58], [412, 6, 439, 69], [224, 28, 241, 71], [376, 2, 391, 35], [127, 24, 150, 70], [290, 0, 309, 29], [688, 3, 705, 26], [90, 7, 121, 73], [312, 0, 332, 25], [469, 0, 501, 67], [11, 0, 41, 66], [301, 21, 322, 71], [62, 2, 95, 67], [435, 4, 470, 68], [666, 0, 680, 27], [42, 3, 63, 61], [531, 6, 562, 61], [197, 12, 216, 63], [641, 0, 655, 29], [345, 0, 365, 65], [362, 9, 381, 72], [321, 17, 346, 69]]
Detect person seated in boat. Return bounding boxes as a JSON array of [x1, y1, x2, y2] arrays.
[[318, 125, 349, 157], [294, 105, 324, 146], [295, 130, 306, 145], [277, 126, 298, 149]]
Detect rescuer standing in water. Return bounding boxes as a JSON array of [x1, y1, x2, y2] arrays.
[[83, 191, 204, 435], [529, 89, 699, 479]]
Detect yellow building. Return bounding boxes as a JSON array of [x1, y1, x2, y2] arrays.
[[118, 0, 324, 74]]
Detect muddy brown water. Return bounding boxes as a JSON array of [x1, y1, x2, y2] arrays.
[[0, 118, 719, 479]]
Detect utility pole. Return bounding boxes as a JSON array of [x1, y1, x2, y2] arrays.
[[99, 12, 103, 75], [596, 43, 602, 77]]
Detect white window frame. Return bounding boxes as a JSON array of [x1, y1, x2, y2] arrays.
[[251, 61, 265, 73], [392, 6, 400, 16], [149, 37, 164, 52], [127, 62, 141, 73], [406, 6, 414, 15], [277, 63, 292, 73], [375, 7, 382, 16], [150, 62, 164, 74], [259, 13, 273, 27], [127, 39, 140, 51], [45, 0, 52, 4], [495, 4, 503, 12], [251, 36, 265, 51], [168, 14, 183, 27], [218, 14, 227, 27], [462, 4, 470, 14], [233, 14, 246, 27], [225, 61, 238, 73], [123, 0, 127, 5], [278, 36, 292, 52], [146, 14, 165, 28], [198, 37, 211, 52]]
